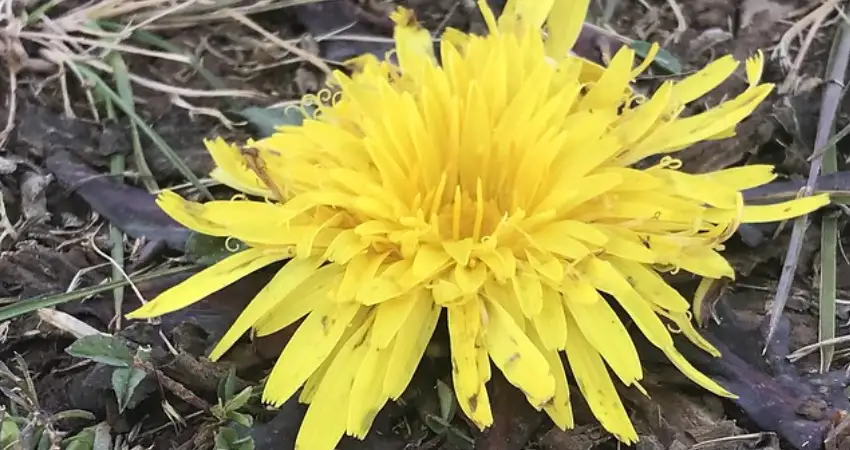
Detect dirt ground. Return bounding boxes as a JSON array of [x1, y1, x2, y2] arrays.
[[2, 0, 850, 449]]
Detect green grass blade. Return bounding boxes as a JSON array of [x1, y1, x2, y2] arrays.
[[815, 11, 847, 372], [71, 63, 213, 200], [0, 266, 194, 322]]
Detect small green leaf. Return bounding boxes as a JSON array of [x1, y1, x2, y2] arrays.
[[64, 429, 95, 450], [630, 40, 682, 75], [218, 367, 238, 401], [52, 410, 97, 422], [66, 335, 133, 367], [436, 379, 456, 422], [215, 426, 255, 450], [237, 105, 315, 138], [1, 416, 20, 448], [423, 413, 449, 435], [445, 426, 475, 450], [92, 422, 111, 450], [37, 431, 51, 450], [185, 232, 247, 267], [227, 411, 254, 428], [226, 387, 253, 412], [112, 367, 147, 413], [214, 427, 238, 450]]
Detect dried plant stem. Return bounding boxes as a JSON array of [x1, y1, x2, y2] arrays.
[[765, 9, 850, 350]]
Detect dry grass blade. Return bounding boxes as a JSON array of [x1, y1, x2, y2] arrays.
[[776, 0, 841, 94], [96, 22, 232, 94], [56, 0, 327, 30], [766, 7, 850, 351], [223, 8, 333, 77], [17, 30, 194, 63], [36, 309, 103, 338], [787, 333, 850, 362], [62, 55, 265, 99]]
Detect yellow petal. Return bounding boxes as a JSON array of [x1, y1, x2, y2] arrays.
[[323, 230, 369, 265], [483, 295, 555, 408], [347, 339, 391, 438], [564, 311, 637, 443], [156, 191, 288, 244], [443, 238, 474, 266], [548, 220, 609, 246], [454, 263, 488, 295], [475, 0, 499, 34], [578, 47, 635, 111], [653, 307, 720, 357], [336, 252, 389, 302], [210, 257, 325, 360], [253, 264, 343, 336], [694, 164, 777, 191], [631, 42, 659, 78], [654, 169, 741, 209], [663, 346, 734, 397], [530, 226, 592, 260], [530, 285, 567, 350], [477, 336, 491, 384], [500, 0, 555, 33], [125, 248, 285, 319], [746, 50, 765, 86], [447, 300, 492, 428], [371, 292, 419, 349], [544, 0, 592, 59], [525, 249, 564, 284], [612, 82, 673, 150], [606, 258, 689, 312], [741, 194, 830, 223], [526, 324, 573, 429], [441, 27, 471, 51], [513, 270, 543, 317], [676, 246, 735, 279], [477, 247, 518, 282], [300, 311, 368, 404], [594, 226, 657, 264], [692, 277, 719, 327], [484, 280, 526, 330], [580, 257, 674, 350], [383, 291, 440, 399], [539, 171, 624, 215], [295, 314, 373, 450], [356, 259, 410, 305], [651, 85, 773, 154], [263, 302, 365, 406], [562, 283, 642, 385], [671, 55, 738, 104], [205, 137, 270, 197]]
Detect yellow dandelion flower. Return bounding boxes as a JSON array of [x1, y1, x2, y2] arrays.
[[127, 0, 830, 447]]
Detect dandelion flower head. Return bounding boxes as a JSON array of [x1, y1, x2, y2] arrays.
[[128, 0, 830, 448]]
